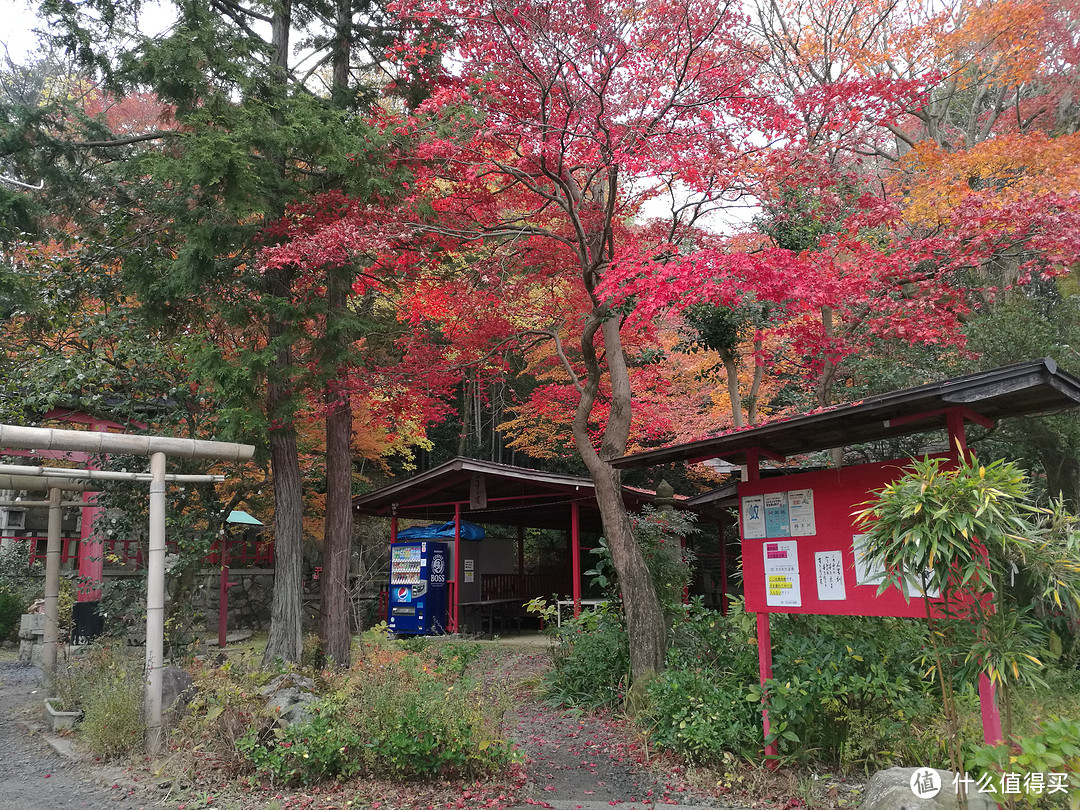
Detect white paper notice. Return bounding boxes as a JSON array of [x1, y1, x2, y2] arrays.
[[788, 488, 816, 536], [903, 570, 940, 599], [852, 534, 885, 586], [815, 550, 846, 600], [763, 491, 791, 537], [742, 495, 766, 539], [763, 540, 801, 607]]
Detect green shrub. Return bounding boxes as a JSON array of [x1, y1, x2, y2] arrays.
[[756, 614, 939, 772], [969, 717, 1080, 808], [238, 701, 362, 787], [0, 546, 41, 634], [236, 638, 514, 786], [344, 641, 513, 779], [641, 599, 760, 763], [543, 605, 630, 708], [644, 647, 760, 764], [0, 587, 23, 639], [72, 644, 145, 758]]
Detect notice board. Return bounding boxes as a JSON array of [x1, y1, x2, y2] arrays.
[[739, 458, 947, 618]]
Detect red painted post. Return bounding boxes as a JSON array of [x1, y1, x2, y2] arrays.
[[453, 504, 462, 633], [718, 522, 728, 616], [218, 539, 229, 648], [517, 523, 525, 575], [946, 407, 969, 460], [757, 612, 777, 759], [77, 491, 103, 600], [571, 501, 581, 617], [947, 408, 1004, 744], [979, 673, 1003, 743]]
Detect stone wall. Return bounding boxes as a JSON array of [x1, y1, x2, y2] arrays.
[[187, 569, 277, 632]]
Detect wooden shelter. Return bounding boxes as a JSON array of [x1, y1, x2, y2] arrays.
[[611, 357, 1080, 750], [352, 457, 697, 631]]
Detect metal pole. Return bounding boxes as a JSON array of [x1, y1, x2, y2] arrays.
[[144, 452, 166, 756], [41, 486, 62, 689]]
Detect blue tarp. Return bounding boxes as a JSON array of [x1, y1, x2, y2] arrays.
[[396, 520, 486, 540]]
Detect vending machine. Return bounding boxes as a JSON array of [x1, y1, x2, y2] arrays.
[[387, 541, 449, 635]]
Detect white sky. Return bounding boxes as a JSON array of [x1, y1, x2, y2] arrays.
[[3, 1, 43, 62]]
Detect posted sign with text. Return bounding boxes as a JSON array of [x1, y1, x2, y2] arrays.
[[739, 458, 947, 617]]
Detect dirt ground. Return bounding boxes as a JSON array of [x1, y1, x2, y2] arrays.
[[0, 638, 838, 810], [0, 660, 155, 810]]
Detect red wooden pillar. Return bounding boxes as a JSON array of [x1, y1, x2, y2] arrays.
[[453, 503, 462, 633], [744, 448, 778, 758], [571, 501, 581, 617], [76, 416, 111, 601], [517, 523, 525, 575], [77, 491, 103, 600], [946, 409, 1003, 744], [718, 521, 729, 616]]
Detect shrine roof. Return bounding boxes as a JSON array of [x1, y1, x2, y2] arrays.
[[611, 357, 1080, 470]]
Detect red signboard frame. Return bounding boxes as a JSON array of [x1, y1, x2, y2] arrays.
[[739, 457, 949, 619]]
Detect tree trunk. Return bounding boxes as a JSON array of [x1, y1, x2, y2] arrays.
[[261, 0, 304, 668], [263, 421, 305, 665], [320, 266, 354, 668], [748, 337, 764, 425], [720, 348, 744, 428], [572, 314, 666, 683]]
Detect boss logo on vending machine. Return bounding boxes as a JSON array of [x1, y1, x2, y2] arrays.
[[430, 552, 446, 584]]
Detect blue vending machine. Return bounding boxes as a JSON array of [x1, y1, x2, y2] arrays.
[[387, 541, 448, 635]]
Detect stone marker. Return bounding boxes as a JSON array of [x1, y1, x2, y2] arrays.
[[859, 768, 997, 810]]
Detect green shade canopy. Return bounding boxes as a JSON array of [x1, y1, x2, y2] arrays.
[[226, 510, 263, 526]]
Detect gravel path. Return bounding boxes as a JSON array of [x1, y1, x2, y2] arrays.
[[0, 662, 157, 810], [491, 648, 725, 810]]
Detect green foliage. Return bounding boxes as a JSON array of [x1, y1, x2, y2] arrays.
[[543, 604, 630, 709], [856, 453, 1080, 779], [64, 643, 145, 758], [969, 717, 1080, 808], [643, 601, 760, 764], [0, 587, 24, 640], [644, 648, 760, 764], [756, 615, 939, 772], [238, 701, 363, 787], [231, 637, 513, 786], [0, 545, 41, 611], [589, 506, 696, 615]]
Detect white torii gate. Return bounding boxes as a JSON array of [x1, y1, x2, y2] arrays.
[[0, 424, 254, 755]]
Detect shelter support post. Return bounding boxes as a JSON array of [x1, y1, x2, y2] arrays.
[[979, 674, 1003, 744], [757, 612, 777, 759], [517, 523, 524, 575], [453, 504, 461, 633], [144, 451, 166, 756], [945, 408, 1004, 743], [571, 501, 581, 618], [77, 491, 103, 601], [41, 485, 62, 688], [718, 521, 728, 616], [219, 539, 238, 649]]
